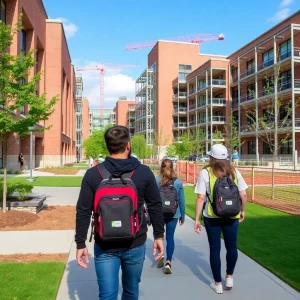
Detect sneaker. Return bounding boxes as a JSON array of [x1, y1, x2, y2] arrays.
[[225, 277, 233, 289], [165, 262, 172, 274], [156, 256, 164, 268], [210, 283, 223, 294]]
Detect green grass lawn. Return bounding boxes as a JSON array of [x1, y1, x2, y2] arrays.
[[184, 186, 300, 291], [8, 176, 83, 187], [0, 262, 65, 300]]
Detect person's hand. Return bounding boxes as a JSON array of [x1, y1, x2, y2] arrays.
[[76, 247, 89, 269], [194, 220, 201, 234], [153, 238, 164, 261], [179, 219, 184, 226], [239, 211, 245, 223]]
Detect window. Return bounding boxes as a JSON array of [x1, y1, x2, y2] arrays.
[[20, 30, 26, 53], [178, 64, 192, 82], [280, 139, 292, 154], [247, 59, 255, 75], [262, 49, 274, 68], [198, 79, 206, 89], [248, 141, 256, 154], [279, 104, 292, 121], [279, 39, 291, 60], [247, 113, 256, 125], [263, 142, 272, 154], [76, 103, 81, 113], [231, 67, 238, 81], [263, 109, 274, 123], [247, 84, 255, 100], [280, 70, 291, 90], [179, 64, 192, 71], [0, 0, 5, 23], [179, 73, 187, 81]]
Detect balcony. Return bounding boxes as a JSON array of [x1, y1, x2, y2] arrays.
[[188, 88, 196, 96], [199, 118, 207, 124], [129, 122, 135, 128], [257, 58, 274, 72], [278, 49, 291, 62], [211, 116, 226, 123], [173, 122, 187, 129], [294, 47, 300, 59], [197, 84, 208, 92], [240, 68, 255, 80], [232, 98, 239, 109], [173, 92, 187, 100], [278, 80, 292, 92], [295, 79, 300, 89], [189, 104, 196, 111], [240, 93, 255, 104], [197, 101, 206, 108], [209, 79, 226, 86], [208, 98, 227, 106], [189, 120, 196, 127], [173, 107, 187, 114]]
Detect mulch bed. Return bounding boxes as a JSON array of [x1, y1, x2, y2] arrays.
[[0, 253, 69, 263], [37, 168, 79, 175], [0, 206, 76, 231]]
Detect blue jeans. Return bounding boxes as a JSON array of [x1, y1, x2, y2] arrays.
[[94, 243, 146, 300], [204, 217, 239, 283]]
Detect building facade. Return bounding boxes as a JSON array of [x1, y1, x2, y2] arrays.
[[75, 74, 83, 162], [0, 0, 76, 169], [90, 108, 115, 132], [82, 97, 90, 143]]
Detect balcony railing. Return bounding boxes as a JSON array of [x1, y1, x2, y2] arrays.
[[278, 80, 292, 91], [173, 92, 187, 99], [188, 88, 196, 95], [197, 84, 207, 91], [212, 116, 226, 123], [240, 68, 255, 79], [257, 87, 275, 98], [240, 93, 255, 104], [278, 49, 291, 61], [173, 107, 187, 113], [189, 104, 196, 111], [232, 98, 239, 108], [257, 58, 274, 71], [294, 47, 300, 58], [189, 120, 196, 126], [198, 101, 206, 108], [295, 79, 300, 89], [173, 122, 187, 128], [199, 118, 207, 124], [209, 79, 226, 86], [209, 98, 227, 105], [129, 122, 135, 128]]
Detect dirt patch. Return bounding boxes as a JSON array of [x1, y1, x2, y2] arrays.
[[37, 167, 79, 175], [0, 206, 76, 231], [0, 253, 69, 263]]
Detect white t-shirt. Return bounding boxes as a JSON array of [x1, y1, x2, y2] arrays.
[[194, 168, 248, 218]]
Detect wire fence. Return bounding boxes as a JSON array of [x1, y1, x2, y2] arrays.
[[147, 160, 300, 216]]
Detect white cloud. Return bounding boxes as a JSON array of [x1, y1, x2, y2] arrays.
[[268, 8, 290, 22], [79, 67, 135, 108], [280, 0, 293, 7], [57, 17, 78, 39]]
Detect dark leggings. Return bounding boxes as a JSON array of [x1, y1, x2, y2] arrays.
[[204, 217, 239, 283]]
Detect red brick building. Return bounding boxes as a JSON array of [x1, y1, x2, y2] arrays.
[[0, 0, 77, 169]]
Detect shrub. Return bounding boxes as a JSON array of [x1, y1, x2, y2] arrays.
[[14, 183, 33, 201]]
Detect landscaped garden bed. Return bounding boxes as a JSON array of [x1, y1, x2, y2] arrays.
[[37, 166, 80, 175], [0, 196, 46, 214]]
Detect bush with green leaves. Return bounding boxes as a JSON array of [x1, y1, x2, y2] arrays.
[[0, 180, 33, 201]]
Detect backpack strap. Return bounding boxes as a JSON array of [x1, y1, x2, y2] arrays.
[[96, 163, 134, 180]]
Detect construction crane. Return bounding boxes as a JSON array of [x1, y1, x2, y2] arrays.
[[76, 64, 140, 118], [125, 33, 225, 50]]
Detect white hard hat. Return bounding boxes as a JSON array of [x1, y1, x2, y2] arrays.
[[208, 144, 228, 160]]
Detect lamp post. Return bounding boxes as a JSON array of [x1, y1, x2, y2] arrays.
[[27, 126, 35, 182]]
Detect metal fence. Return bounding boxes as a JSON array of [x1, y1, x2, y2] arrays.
[[174, 161, 300, 216]]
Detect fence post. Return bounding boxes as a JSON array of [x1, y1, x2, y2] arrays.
[[193, 162, 196, 185], [252, 165, 255, 201], [186, 161, 188, 183]]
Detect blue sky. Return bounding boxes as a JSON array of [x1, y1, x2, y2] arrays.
[[43, 0, 299, 108]]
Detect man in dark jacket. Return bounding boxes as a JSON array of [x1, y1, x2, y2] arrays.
[[75, 125, 164, 300]]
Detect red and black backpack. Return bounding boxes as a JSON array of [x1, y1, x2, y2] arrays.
[[90, 164, 140, 242]]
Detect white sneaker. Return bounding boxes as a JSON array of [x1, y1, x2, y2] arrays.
[[226, 277, 233, 289], [210, 283, 223, 294]]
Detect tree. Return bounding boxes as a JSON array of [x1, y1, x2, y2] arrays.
[[0, 17, 58, 213], [225, 109, 243, 158], [245, 65, 297, 199], [212, 129, 224, 145], [153, 127, 170, 160], [83, 124, 113, 159], [166, 144, 177, 157], [191, 127, 206, 156], [174, 132, 193, 158], [131, 134, 148, 159]]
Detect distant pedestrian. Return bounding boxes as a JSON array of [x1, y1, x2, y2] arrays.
[[88, 157, 94, 168], [232, 149, 239, 166], [98, 154, 104, 163], [75, 125, 164, 300], [155, 158, 185, 274], [194, 144, 248, 294], [18, 153, 24, 172]]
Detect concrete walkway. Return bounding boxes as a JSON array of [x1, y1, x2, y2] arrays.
[[0, 230, 74, 255], [56, 217, 300, 300]]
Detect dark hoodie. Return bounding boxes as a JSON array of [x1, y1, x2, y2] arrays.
[[75, 157, 164, 251]]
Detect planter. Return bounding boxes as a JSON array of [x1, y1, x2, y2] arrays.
[[0, 196, 46, 214]]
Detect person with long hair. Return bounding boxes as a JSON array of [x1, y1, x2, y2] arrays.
[[155, 158, 185, 274], [194, 144, 248, 294]]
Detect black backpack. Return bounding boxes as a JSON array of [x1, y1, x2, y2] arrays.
[[208, 173, 241, 218], [159, 178, 178, 218]]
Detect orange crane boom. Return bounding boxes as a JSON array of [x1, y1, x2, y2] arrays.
[[125, 33, 224, 50], [76, 64, 140, 119]]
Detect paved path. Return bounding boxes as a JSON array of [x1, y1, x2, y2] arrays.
[[0, 230, 74, 255], [31, 187, 80, 206], [56, 217, 300, 300]]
